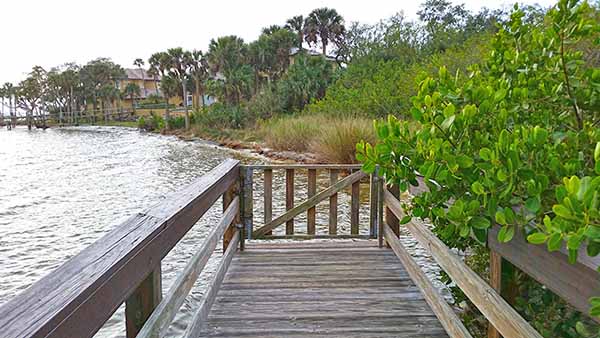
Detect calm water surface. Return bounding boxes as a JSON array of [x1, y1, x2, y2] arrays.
[[0, 126, 445, 337]]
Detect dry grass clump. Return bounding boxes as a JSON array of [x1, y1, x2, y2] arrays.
[[261, 114, 376, 163]]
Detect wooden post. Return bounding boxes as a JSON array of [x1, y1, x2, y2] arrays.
[[307, 169, 317, 235], [377, 172, 385, 248], [223, 183, 236, 252], [125, 266, 162, 338], [241, 167, 253, 249], [488, 250, 502, 338], [285, 169, 294, 235], [263, 169, 273, 236], [329, 169, 338, 235], [351, 172, 360, 235], [385, 184, 400, 246], [369, 168, 378, 238]]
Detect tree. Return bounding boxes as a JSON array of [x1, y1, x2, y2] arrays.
[[17, 66, 47, 129], [122, 82, 141, 114], [207, 36, 253, 105], [45, 63, 80, 124], [160, 74, 179, 129], [2, 83, 15, 128], [303, 8, 345, 55], [133, 58, 146, 94], [165, 47, 191, 129], [80, 58, 125, 123], [358, 0, 600, 329], [185, 50, 209, 109], [285, 15, 304, 50]]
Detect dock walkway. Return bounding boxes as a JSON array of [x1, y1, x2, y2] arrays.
[[199, 241, 448, 338]]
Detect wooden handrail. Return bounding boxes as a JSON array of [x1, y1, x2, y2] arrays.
[[488, 226, 600, 320], [243, 164, 362, 170], [183, 229, 240, 338], [136, 197, 239, 338], [0, 159, 240, 338], [384, 190, 543, 338], [383, 224, 473, 338]]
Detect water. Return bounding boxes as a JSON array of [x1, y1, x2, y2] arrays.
[[0, 126, 447, 337]]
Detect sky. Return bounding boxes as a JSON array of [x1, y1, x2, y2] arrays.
[[0, 0, 556, 84]]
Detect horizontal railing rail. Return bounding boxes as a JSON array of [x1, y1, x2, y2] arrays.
[[384, 189, 543, 338], [241, 164, 378, 240], [0, 159, 241, 338]]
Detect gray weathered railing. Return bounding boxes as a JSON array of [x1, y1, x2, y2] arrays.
[[383, 185, 600, 338], [0, 159, 241, 338], [242, 164, 379, 240]]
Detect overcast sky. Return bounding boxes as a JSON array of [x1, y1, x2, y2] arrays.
[[0, 0, 555, 84]]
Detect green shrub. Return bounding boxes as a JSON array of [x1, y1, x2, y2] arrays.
[[195, 103, 246, 130], [137, 113, 165, 131], [359, 0, 600, 334]]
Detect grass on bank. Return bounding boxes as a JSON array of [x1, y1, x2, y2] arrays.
[[260, 114, 377, 163]]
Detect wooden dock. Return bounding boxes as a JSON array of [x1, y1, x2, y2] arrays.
[[0, 159, 597, 338], [198, 241, 448, 338]]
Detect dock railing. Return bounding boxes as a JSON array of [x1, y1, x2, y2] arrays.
[[0, 159, 598, 338], [0, 159, 241, 338]]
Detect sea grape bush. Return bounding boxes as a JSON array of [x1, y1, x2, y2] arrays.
[[357, 0, 600, 317]]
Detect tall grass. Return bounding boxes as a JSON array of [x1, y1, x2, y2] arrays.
[[261, 114, 376, 163]]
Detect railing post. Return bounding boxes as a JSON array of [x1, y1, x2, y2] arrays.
[[369, 166, 379, 238], [223, 182, 237, 252], [307, 169, 317, 235], [125, 266, 162, 338], [384, 183, 400, 246], [377, 171, 385, 248], [240, 166, 253, 248], [329, 169, 338, 235], [285, 169, 294, 235], [263, 169, 273, 236], [488, 250, 502, 338], [350, 169, 360, 235]]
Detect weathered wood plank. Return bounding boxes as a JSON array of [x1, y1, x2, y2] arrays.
[[384, 224, 473, 338], [487, 250, 502, 338], [241, 166, 253, 244], [244, 164, 362, 170], [263, 168, 273, 236], [0, 159, 240, 338], [369, 171, 377, 238], [385, 185, 400, 246], [254, 170, 367, 237], [261, 234, 371, 240], [222, 184, 236, 252], [488, 226, 600, 320], [183, 230, 239, 338], [286, 169, 295, 235], [385, 190, 542, 338], [136, 197, 238, 338], [377, 174, 385, 248], [329, 169, 338, 235], [125, 267, 162, 338], [307, 169, 317, 235], [200, 240, 449, 338], [351, 178, 360, 235]]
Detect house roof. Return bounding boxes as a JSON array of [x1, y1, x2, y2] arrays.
[[124, 68, 161, 81], [288, 48, 337, 62]]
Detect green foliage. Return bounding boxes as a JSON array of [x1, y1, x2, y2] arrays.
[[357, 0, 600, 324], [308, 34, 490, 118], [137, 113, 165, 132], [195, 103, 246, 130], [277, 54, 337, 112]]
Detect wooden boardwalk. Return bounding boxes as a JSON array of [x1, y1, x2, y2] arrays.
[[198, 240, 449, 337]]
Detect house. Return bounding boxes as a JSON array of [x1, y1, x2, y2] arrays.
[[288, 47, 338, 67], [117, 69, 175, 109]]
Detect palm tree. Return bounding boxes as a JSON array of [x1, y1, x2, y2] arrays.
[[207, 36, 252, 104], [3, 83, 15, 128], [185, 50, 209, 109], [285, 15, 304, 51], [147, 53, 163, 96], [133, 58, 145, 94], [122, 82, 141, 115], [160, 75, 178, 130], [303, 8, 345, 55]]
